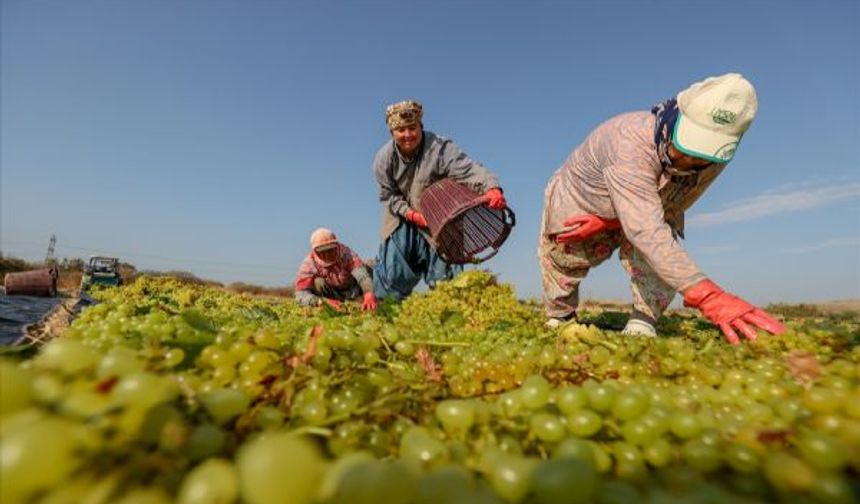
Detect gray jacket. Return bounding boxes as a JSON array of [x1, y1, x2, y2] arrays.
[[373, 130, 500, 240]]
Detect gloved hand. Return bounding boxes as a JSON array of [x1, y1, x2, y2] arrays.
[[484, 187, 507, 209], [405, 209, 429, 229], [683, 279, 786, 345], [361, 292, 378, 312], [321, 298, 342, 311], [555, 214, 621, 244]]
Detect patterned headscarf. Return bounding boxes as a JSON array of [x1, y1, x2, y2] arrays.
[[386, 100, 423, 130], [651, 98, 679, 170]]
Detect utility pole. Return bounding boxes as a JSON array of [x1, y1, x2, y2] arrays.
[[45, 234, 56, 264]]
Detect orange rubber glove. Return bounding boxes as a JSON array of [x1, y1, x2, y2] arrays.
[[405, 209, 429, 229], [555, 214, 621, 244], [484, 187, 507, 209], [361, 292, 378, 312], [683, 279, 786, 345]]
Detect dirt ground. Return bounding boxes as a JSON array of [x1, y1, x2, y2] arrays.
[[813, 299, 860, 313]]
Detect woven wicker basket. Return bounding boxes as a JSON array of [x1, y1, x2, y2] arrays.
[[418, 178, 515, 264]]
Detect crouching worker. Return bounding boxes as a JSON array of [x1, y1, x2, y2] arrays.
[[540, 73, 785, 344], [295, 228, 378, 311]]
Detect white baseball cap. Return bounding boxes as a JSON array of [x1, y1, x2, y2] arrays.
[[674, 73, 758, 163]]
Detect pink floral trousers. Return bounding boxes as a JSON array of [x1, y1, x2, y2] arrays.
[[538, 229, 676, 321]]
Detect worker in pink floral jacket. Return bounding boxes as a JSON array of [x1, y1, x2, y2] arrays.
[[295, 228, 377, 311], [540, 73, 785, 344]]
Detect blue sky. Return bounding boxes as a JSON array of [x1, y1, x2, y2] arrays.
[[2, 0, 858, 303]]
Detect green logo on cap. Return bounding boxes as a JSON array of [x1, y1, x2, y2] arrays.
[[711, 109, 736, 125], [714, 143, 737, 161]]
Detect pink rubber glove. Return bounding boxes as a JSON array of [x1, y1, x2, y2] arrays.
[[683, 279, 786, 345], [361, 292, 378, 312], [555, 214, 621, 243], [484, 187, 507, 209], [405, 209, 429, 228]]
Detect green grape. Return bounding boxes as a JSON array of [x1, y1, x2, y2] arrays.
[[498, 390, 525, 417], [394, 341, 415, 356], [36, 471, 121, 504], [810, 472, 857, 504], [316, 451, 375, 502], [252, 329, 280, 349], [585, 384, 617, 412], [241, 351, 274, 376], [669, 413, 702, 439], [497, 435, 524, 456], [642, 438, 672, 467], [255, 406, 285, 430], [297, 400, 328, 425], [201, 388, 250, 425], [795, 431, 847, 471], [552, 438, 597, 466], [112, 372, 178, 409], [486, 454, 537, 504], [763, 452, 816, 492], [365, 427, 393, 458], [681, 438, 722, 472], [621, 419, 659, 446], [177, 458, 240, 504], [554, 385, 588, 415], [436, 400, 476, 433], [228, 341, 253, 361], [96, 346, 145, 379], [0, 359, 32, 416], [596, 480, 641, 504], [184, 423, 226, 460], [400, 427, 448, 469], [775, 398, 804, 422], [520, 374, 551, 410], [413, 464, 477, 504], [138, 403, 183, 444], [803, 387, 841, 414], [163, 348, 185, 368], [611, 390, 649, 421], [530, 413, 567, 442], [237, 433, 325, 504], [724, 443, 760, 473], [30, 374, 63, 404], [35, 338, 98, 375], [327, 459, 416, 504], [0, 413, 84, 503], [567, 409, 603, 437], [612, 443, 646, 481], [531, 457, 599, 504], [60, 390, 113, 418]]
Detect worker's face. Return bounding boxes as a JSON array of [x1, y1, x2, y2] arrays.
[[314, 246, 339, 264], [391, 123, 423, 157], [667, 143, 714, 172]]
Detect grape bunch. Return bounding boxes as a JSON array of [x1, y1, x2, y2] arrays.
[[0, 273, 857, 503]]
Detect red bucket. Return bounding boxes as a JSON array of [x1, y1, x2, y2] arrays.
[[418, 178, 515, 264]]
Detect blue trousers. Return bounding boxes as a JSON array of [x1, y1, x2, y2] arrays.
[[373, 221, 463, 301]]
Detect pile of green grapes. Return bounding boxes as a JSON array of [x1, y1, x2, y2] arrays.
[[1, 272, 858, 503]]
